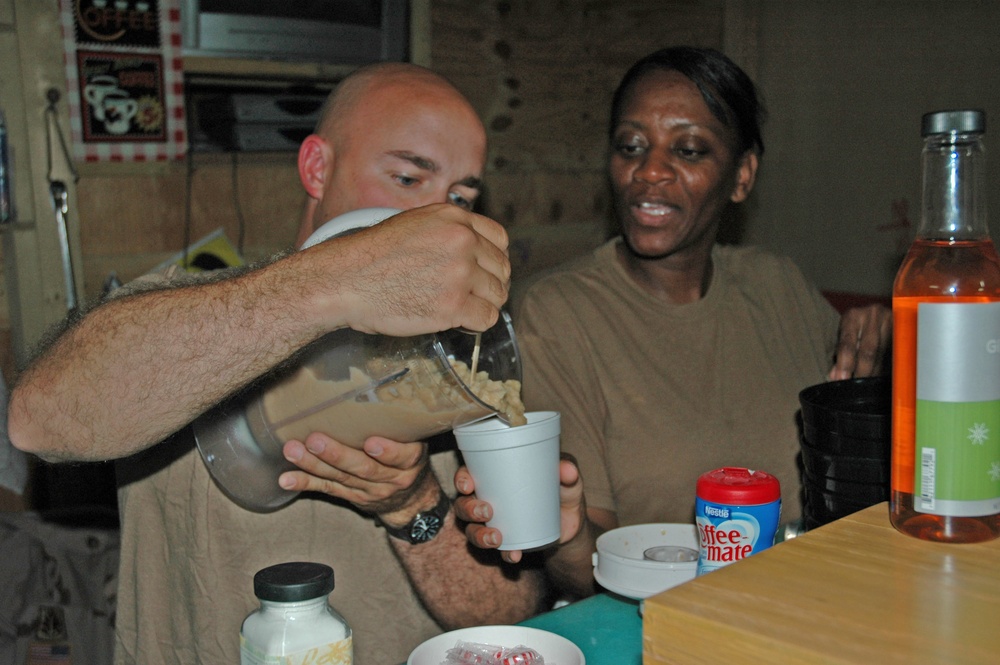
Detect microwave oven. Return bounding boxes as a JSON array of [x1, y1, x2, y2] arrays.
[[180, 0, 410, 65]]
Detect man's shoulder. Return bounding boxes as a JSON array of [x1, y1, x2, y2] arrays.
[[109, 264, 217, 300], [108, 252, 288, 301]]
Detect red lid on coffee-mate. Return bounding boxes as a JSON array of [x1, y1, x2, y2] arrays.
[[696, 467, 780, 505]]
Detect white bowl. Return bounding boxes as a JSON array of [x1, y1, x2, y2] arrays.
[[592, 523, 698, 599], [301, 207, 402, 248], [407, 625, 584, 665]]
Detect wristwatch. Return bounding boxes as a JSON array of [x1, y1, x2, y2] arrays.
[[381, 492, 451, 544]]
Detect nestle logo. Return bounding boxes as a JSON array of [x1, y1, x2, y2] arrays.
[[705, 505, 729, 518]]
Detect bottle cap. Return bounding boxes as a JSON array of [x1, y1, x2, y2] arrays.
[[253, 561, 334, 602], [922, 109, 985, 137], [696, 467, 781, 505]]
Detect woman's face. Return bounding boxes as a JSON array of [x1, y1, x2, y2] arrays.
[[609, 69, 757, 262]]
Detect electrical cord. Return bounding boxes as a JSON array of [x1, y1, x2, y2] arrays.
[[231, 152, 246, 256], [182, 149, 194, 269]]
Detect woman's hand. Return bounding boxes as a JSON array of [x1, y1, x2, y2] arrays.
[[829, 304, 892, 380], [453, 455, 588, 564]]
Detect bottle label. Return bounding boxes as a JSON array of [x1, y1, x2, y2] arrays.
[[240, 634, 353, 665], [694, 497, 780, 575], [915, 302, 1000, 516]]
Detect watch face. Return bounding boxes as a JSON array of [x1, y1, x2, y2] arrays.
[[409, 513, 443, 543]]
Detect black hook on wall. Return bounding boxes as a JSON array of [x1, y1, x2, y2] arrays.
[[44, 87, 78, 186]]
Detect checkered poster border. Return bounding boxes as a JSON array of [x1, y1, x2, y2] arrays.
[[58, 0, 186, 162]]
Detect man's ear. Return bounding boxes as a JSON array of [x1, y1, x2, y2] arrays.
[[298, 134, 333, 201], [730, 151, 759, 204]]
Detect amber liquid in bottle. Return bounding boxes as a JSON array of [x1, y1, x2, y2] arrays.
[[890, 238, 1000, 542]]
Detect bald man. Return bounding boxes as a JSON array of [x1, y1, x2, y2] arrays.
[[10, 63, 549, 665]]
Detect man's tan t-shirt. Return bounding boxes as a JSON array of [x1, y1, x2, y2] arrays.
[[111, 270, 457, 665]]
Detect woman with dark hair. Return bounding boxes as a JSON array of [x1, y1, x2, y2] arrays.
[[457, 47, 891, 598], [609, 46, 765, 157]]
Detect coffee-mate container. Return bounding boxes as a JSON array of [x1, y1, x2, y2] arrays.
[[695, 467, 781, 576]]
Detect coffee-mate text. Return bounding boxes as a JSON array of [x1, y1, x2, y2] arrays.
[[698, 523, 753, 563]]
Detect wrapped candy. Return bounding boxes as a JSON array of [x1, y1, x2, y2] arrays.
[[442, 640, 544, 665]]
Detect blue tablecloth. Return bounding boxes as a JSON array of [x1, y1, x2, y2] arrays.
[[519, 593, 642, 664]]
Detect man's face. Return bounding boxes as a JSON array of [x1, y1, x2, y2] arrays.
[[312, 85, 486, 232]]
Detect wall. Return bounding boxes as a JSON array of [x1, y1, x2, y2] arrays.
[[1, 0, 85, 380], [77, 154, 305, 292], [749, 0, 1000, 297]]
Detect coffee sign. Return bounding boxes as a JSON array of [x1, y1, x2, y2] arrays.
[[79, 52, 164, 141], [73, 0, 161, 48], [59, 0, 185, 161]]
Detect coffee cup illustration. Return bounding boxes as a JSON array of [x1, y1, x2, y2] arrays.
[[102, 90, 138, 135], [84, 75, 122, 122], [84, 76, 138, 135]]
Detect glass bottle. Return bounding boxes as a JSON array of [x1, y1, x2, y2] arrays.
[[240, 562, 353, 665], [890, 109, 1000, 542]]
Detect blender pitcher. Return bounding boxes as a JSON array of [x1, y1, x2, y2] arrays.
[[192, 208, 523, 512]]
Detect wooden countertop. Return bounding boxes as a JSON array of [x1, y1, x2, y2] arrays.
[[643, 502, 1000, 664]]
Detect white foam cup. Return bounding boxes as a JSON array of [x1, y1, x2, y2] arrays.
[[453, 411, 561, 551]]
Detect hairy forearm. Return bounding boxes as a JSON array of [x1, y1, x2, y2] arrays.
[[8, 259, 326, 462], [544, 518, 605, 600], [382, 470, 548, 628], [389, 515, 549, 628], [8, 207, 513, 463]]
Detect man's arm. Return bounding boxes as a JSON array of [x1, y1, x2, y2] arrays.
[[8, 204, 510, 462], [384, 472, 550, 628], [9, 264, 317, 462]]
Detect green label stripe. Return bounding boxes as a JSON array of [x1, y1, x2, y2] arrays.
[[915, 399, 1000, 504]]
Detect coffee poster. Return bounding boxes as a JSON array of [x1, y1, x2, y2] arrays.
[[59, 0, 185, 162], [78, 51, 165, 142]]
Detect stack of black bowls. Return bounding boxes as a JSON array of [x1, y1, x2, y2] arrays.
[[797, 377, 891, 531]]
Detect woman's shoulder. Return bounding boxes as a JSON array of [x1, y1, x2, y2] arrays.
[[713, 244, 836, 325], [714, 243, 808, 283]]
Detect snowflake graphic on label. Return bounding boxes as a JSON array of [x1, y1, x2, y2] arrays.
[[968, 422, 990, 445], [990, 461, 1000, 483]]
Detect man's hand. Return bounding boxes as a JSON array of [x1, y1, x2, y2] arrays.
[[279, 433, 430, 514], [304, 204, 512, 337], [829, 304, 892, 380], [453, 455, 587, 564]]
